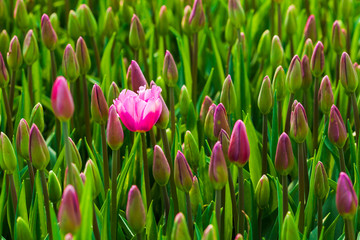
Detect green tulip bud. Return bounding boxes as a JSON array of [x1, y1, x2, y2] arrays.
[[29, 103, 45, 132], [76, 37, 91, 75], [271, 35, 284, 69], [179, 85, 190, 118], [225, 19, 237, 45], [332, 21, 345, 54], [311, 41, 325, 77], [209, 141, 228, 190], [255, 174, 270, 209], [163, 50, 178, 87], [129, 14, 145, 50], [49, 13, 60, 33], [184, 131, 201, 171], [48, 170, 62, 203], [314, 161, 329, 200], [272, 66, 286, 101], [84, 160, 101, 199], [107, 82, 120, 107], [41, 14, 58, 50], [281, 212, 300, 240], [62, 44, 80, 82], [126, 185, 146, 234], [91, 84, 109, 125], [286, 55, 302, 93], [68, 137, 82, 170], [0, 53, 9, 88], [285, 5, 297, 36], [174, 151, 193, 193], [190, 176, 203, 216], [23, 30, 39, 66], [200, 96, 213, 124], [0, 30, 9, 57], [181, 6, 192, 35], [290, 101, 309, 143], [257, 30, 271, 60], [228, 0, 245, 29], [318, 76, 334, 115], [77, 4, 98, 37], [14, 0, 29, 31], [16, 118, 30, 160], [201, 225, 216, 240], [68, 10, 81, 40], [301, 55, 312, 90], [189, 0, 205, 33], [107, 106, 124, 150], [341, 0, 352, 21], [220, 75, 237, 114], [153, 145, 170, 186], [64, 163, 84, 199], [7, 36, 23, 70], [340, 52, 358, 93], [0, 132, 17, 173], [29, 124, 49, 170], [158, 5, 169, 36], [258, 75, 274, 115], [171, 213, 191, 240], [16, 217, 33, 240], [103, 7, 118, 37], [302, 38, 314, 58], [204, 104, 216, 141]]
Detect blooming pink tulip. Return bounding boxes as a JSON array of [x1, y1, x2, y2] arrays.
[[113, 84, 162, 132], [51, 76, 74, 121]]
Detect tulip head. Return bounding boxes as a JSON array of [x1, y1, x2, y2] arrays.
[[204, 104, 216, 141], [257, 30, 271, 60], [290, 101, 308, 143], [67, 10, 81, 40], [0, 132, 17, 173], [340, 52, 358, 93], [126, 185, 146, 233], [68, 138, 82, 170], [51, 76, 74, 121], [301, 55, 312, 90], [155, 93, 169, 129], [189, 0, 205, 33], [14, 0, 29, 31], [202, 225, 216, 240], [302, 38, 314, 58], [171, 213, 191, 240], [200, 96, 213, 124], [153, 145, 170, 186], [174, 151, 193, 193], [272, 66, 286, 101], [16, 118, 30, 160], [29, 125, 49, 170], [184, 131, 201, 171], [281, 212, 299, 240], [62, 44, 80, 82], [48, 170, 62, 203], [129, 14, 145, 50], [318, 76, 334, 115], [30, 103, 45, 132], [0, 30, 9, 57], [158, 6, 169, 36], [270, 35, 284, 69], [163, 50, 178, 87], [328, 105, 347, 148], [284, 5, 297, 36], [228, 0, 245, 29], [7, 36, 22, 70], [189, 175, 203, 216], [91, 84, 109, 125], [75, 37, 91, 75], [181, 5, 192, 35], [23, 30, 39, 66], [0, 52, 8, 88], [304, 15, 317, 42], [107, 106, 124, 150], [336, 172, 358, 219], [228, 120, 250, 167], [225, 19, 237, 45], [41, 14, 58, 50], [275, 133, 295, 175], [255, 174, 270, 209], [314, 161, 329, 200], [258, 76, 274, 115], [286, 55, 302, 93], [129, 60, 148, 91], [214, 103, 230, 138], [311, 41, 325, 77], [332, 21, 346, 54], [77, 4, 98, 37], [103, 7, 118, 37], [220, 75, 237, 114], [58, 185, 81, 234], [84, 160, 101, 199], [107, 82, 120, 107], [209, 141, 228, 190]]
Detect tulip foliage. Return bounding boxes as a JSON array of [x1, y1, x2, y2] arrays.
[[1, 0, 360, 239]]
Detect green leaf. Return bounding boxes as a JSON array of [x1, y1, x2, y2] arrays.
[[0, 174, 7, 235], [100, 33, 116, 89], [146, 202, 158, 240], [270, 91, 278, 161], [35, 171, 46, 239], [207, 28, 225, 85]]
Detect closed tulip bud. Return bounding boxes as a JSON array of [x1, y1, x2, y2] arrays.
[[107, 82, 120, 106], [153, 145, 170, 186], [228, 120, 250, 167], [129, 14, 145, 50], [220, 75, 237, 114], [219, 129, 230, 161], [258, 76, 274, 115], [41, 14, 57, 50], [62, 44, 80, 82], [0, 132, 17, 173], [275, 133, 294, 175], [204, 104, 216, 141], [318, 76, 334, 115], [7, 36, 22, 70], [181, 6, 192, 35], [49, 13, 60, 33], [16, 217, 33, 240], [23, 30, 39, 66], [174, 151, 193, 193], [64, 163, 84, 198], [190, 176, 203, 216], [311, 41, 325, 77], [189, 0, 205, 32], [209, 141, 228, 190], [0, 30, 9, 57], [200, 96, 213, 123], [302, 38, 314, 58], [201, 225, 216, 240], [29, 124, 49, 170], [225, 19, 237, 45], [314, 161, 329, 200], [14, 0, 29, 31], [214, 104, 230, 138], [16, 118, 30, 160], [129, 60, 148, 91], [68, 137, 82, 170], [158, 6, 169, 36], [156, 94, 169, 129], [126, 185, 146, 233], [228, 0, 245, 29], [340, 52, 358, 93], [179, 85, 190, 117], [336, 172, 358, 219], [76, 37, 91, 75], [84, 159, 101, 199], [285, 5, 297, 36], [255, 174, 270, 209], [328, 105, 347, 148], [234, 234, 244, 240], [272, 66, 286, 101], [332, 21, 345, 53], [48, 170, 62, 203], [51, 76, 74, 121], [68, 10, 81, 40], [290, 101, 308, 143], [171, 213, 191, 240], [301, 55, 312, 89], [58, 185, 81, 234], [286, 55, 302, 93], [270, 35, 284, 69], [304, 15, 317, 42], [77, 4, 97, 37], [103, 7, 118, 37], [257, 30, 271, 60], [91, 84, 109, 125], [0, 53, 8, 88], [30, 103, 45, 132], [281, 212, 299, 240], [64, 234, 73, 240], [107, 106, 124, 150], [163, 50, 178, 87]]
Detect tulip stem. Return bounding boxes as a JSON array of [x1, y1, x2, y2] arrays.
[[28, 65, 34, 107], [262, 114, 268, 175], [40, 170, 53, 240], [290, 35, 295, 57], [2, 88, 13, 138], [282, 174, 288, 220], [227, 169, 238, 235], [185, 192, 194, 239], [278, 101, 283, 133], [141, 132, 151, 209], [226, 46, 232, 75], [8, 174, 17, 214], [101, 124, 109, 192], [238, 167, 245, 235], [338, 147, 346, 173], [258, 209, 262, 240], [160, 128, 179, 213], [111, 149, 118, 240], [335, 54, 340, 86], [350, 92, 360, 142], [142, 47, 150, 81], [27, 160, 35, 194], [50, 50, 57, 83], [317, 198, 322, 239], [298, 143, 305, 233], [93, 204, 101, 240], [221, 187, 226, 240], [161, 185, 170, 231], [91, 36, 101, 77], [9, 70, 16, 111], [284, 93, 294, 134], [62, 121, 73, 185], [345, 219, 355, 240], [215, 189, 222, 236], [169, 86, 176, 143], [81, 74, 92, 146], [191, 33, 198, 104], [313, 77, 320, 153], [277, 3, 282, 39]]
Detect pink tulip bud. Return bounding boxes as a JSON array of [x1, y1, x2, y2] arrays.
[[51, 76, 74, 121], [65, 233, 73, 240], [58, 185, 81, 234], [209, 141, 228, 190], [202, 224, 216, 240], [126, 185, 146, 233], [336, 172, 358, 219], [29, 124, 49, 170], [200, 96, 213, 123], [318, 76, 334, 115], [328, 105, 347, 148], [204, 104, 216, 141], [228, 120, 250, 167], [304, 15, 317, 42], [290, 101, 308, 143], [163, 50, 178, 87], [128, 60, 148, 92], [189, 0, 205, 33], [301, 55, 312, 90], [340, 52, 358, 93], [275, 133, 295, 175], [16, 118, 30, 160], [41, 14, 58, 50], [75, 37, 91, 75], [181, 5, 192, 35], [171, 212, 191, 239], [106, 105, 124, 150], [311, 41, 325, 77], [153, 145, 170, 186], [174, 151, 193, 193], [214, 103, 230, 138], [91, 84, 109, 125]]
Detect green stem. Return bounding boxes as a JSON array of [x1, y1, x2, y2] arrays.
[[149, 129, 156, 148], [346, 20, 351, 54], [284, 93, 294, 134], [40, 170, 53, 240], [351, 92, 360, 142], [137, 232, 142, 240], [27, 160, 35, 194], [290, 35, 295, 57], [169, 87, 176, 142], [215, 189, 222, 235], [91, 36, 101, 77], [278, 101, 283, 133], [258, 209, 262, 240], [101, 124, 109, 192], [227, 168, 238, 234], [335, 54, 340, 87], [62, 121, 73, 185], [50, 50, 57, 83], [142, 47, 150, 81], [303, 142, 309, 202], [111, 149, 118, 240], [134, 50, 139, 63], [9, 174, 17, 214], [277, 3, 282, 39], [28, 65, 34, 107], [2, 88, 13, 138], [339, 147, 346, 173], [141, 132, 151, 209], [282, 174, 288, 220], [345, 219, 355, 240], [313, 77, 319, 153], [317, 198, 322, 239], [9, 70, 16, 111], [262, 114, 268, 175], [161, 185, 170, 231], [81, 74, 92, 145], [191, 33, 198, 104], [238, 30, 246, 115], [93, 204, 101, 240], [298, 143, 305, 233], [238, 167, 245, 235], [221, 187, 225, 240], [185, 192, 194, 239], [226, 45, 232, 75]]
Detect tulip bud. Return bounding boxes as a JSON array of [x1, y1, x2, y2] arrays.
[[214, 104, 230, 138], [158, 6, 169, 36], [126, 185, 146, 234], [129, 14, 145, 50], [16, 217, 33, 240], [209, 141, 228, 190], [80, 173, 86, 184], [103, 7, 118, 37], [318, 76, 334, 115], [201, 225, 216, 240], [190, 176, 203, 216], [91, 84, 109, 125], [179, 85, 190, 118], [302, 38, 314, 58], [228, 120, 250, 167], [200, 96, 213, 123], [65, 234, 73, 240], [153, 145, 170, 186], [41, 14, 58, 50], [272, 66, 286, 101], [340, 52, 358, 93], [156, 96, 169, 130], [270, 35, 284, 69], [49, 13, 60, 33], [68, 10, 81, 40], [234, 234, 244, 240], [258, 76, 274, 115], [62, 44, 80, 82], [255, 174, 270, 209], [58, 185, 81, 234], [163, 50, 178, 87], [228, 0, 245, 29], [171, 213, 191, 240], [328, 105, 347, 148], [174, 151, 193, 193], [48, 170, 62, 203], [14, 0, 29, 31], [332, 21, 345, 54], [68, 137, 82, 170], [314, 161, 329, 200], [284, 5, 297, 36], [311, 41, 325, 77], [7, 36, 22, 70], [23, 30, 39, 66], [257, 30, 271, 60], [51, 76, 74, 121], [290, 101, 308, 143], [336, 172, 358, 219], [0, 132, 17, 173], [301, 55, 312, 89], [225, 19, 237, 45], [204, 104, 216, 141], [281, 212, 299, 240], [64, 163, 84, 198], [107, 106, 124, 150], [286, 55, 302, 93], [29, 124, 49, 170], [304, 15, 317, 42], [30, 103, 45, 132], [16, 118, 30, 160], [275, 133, 294, 175], [84, 159, 101, 199], [189, 0, 205, 33], [0, 30, 9, 57], [129, 60, 148, 91], [107, 82, 120, 106], [77, 4, 98, 37], [181, 6, 192, 35], [0, 53, 8, 88], [76, 37, 91, 75], [220, 75, 237, 114]]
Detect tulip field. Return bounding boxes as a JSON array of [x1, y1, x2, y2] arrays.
[[1, 0, 360, 239]]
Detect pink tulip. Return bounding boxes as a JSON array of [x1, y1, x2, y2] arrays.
[[113, 84, 162, 132], [51, 76, 74, 121]]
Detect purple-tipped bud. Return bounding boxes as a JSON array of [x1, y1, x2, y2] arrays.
[[62, 44, 80, 82], [7, 36, 22, 70], [255, 174, 270, 209], [181, 5, 192, 35], [129, 60, 148, 91], [107, 82, 120, 106], [77, 4, 98, 37], [84, 159, 101, 199], [275, 133, 295, 175], [225, 19, 237, 45], [16, 118, 30, 160], [158, 6, 169, 36], [284, 5, 297, 36], [189, 0, 205, 33], [257, 30, 271, 60], [75, 37, 91, 74], [200, 96, 213, 123], [202, 225, 216, 240], [340, 52, 358, 93], [219, 129, 230, 162], [0, 53, 8, 88], [220, 75, 237, 114], [302, 38, 314, 58], [51, 76, 74, 121], [58, 185, 81, 234], [48, 170, 62, 203], [209, 141, 228, 190], [23, 30, 39, 66], [228, 0, 245, 29], [129, 14, 145, 50], [179, 85, 190, 118], [272, 66, 286, 101], [156, 92, 169, 129], [228, 120, 250, 167], [214, 103, 230, 138], [311, 41, 325, 77], [0, 132, 17, 173], [14, 0, 29, 31], [126, 185, 146, 233], [204, 104, 216, 141], [64, 164, 84, 199], [314, 161, 329, 200], [0, 30, 9, 57], [174, 151, 193, 193], [190, 176, 203, 216], [107, 106, 124, 150], [328, 105, 347, 148], [163, 50, 178, 87], [304, 15, 317, 42], [68, 137, 82, 170], [171, 213, 191, 240], [318, 76, 334, 115], [332, 21, 346, 53], [91, 84, 109, 125], [30, 103, 45, 132], [50, 13, 60, 33], [67, 10, 81, 40], [336, 172, 358, 219], [234, 234, 244, 240], [153, 145, 170, 186], [270, 35, 284, 69], [184, 131, 201, 171], [258, 76, 274, 115], [301, 55, 312, 89], [103, 7, 118, 37], [41, 14, 58, 50], [65, 233, 73, 240], [79, 172, 86, 184], [290, 101, 308, 143], [286, 55, 302, 93], [29, 124, 49, 170]]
